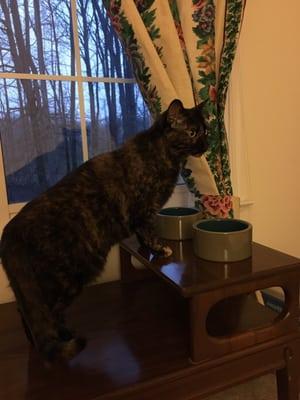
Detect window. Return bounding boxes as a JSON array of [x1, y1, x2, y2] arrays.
[[0, 0, 150, 227]]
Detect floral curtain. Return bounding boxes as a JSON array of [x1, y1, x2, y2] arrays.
[[104, 0, 246, 218]]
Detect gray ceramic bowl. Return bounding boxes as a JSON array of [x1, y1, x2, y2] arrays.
[[192, 218, 252, 262], [155, 207, 202, 241]]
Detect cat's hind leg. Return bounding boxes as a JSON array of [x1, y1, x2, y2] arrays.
[[51, 291, 86, 345], [2, 254, 85, 362], [19, 310, 34, 345]]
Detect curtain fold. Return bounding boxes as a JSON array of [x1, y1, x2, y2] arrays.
[[104, 0, 246, 218]]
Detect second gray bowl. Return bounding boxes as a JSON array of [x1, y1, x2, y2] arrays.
[[155, 207, 202, 240], [192, 218, 252, 262]]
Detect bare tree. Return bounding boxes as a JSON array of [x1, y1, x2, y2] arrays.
[[78, 0, 98, 151], [33, 0, 48, 109], [90, 0, 121, 147], [0, 0, 48, 188]]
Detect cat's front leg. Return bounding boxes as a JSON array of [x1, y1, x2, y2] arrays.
[[136, 224, 173, 258]]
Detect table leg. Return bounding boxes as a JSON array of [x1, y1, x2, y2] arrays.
[[276, 346, 299, 400], [119, 246, 152, 283], [189, 294, 210, 362]]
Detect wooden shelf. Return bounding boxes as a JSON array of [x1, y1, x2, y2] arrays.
[[0, 276, 288, 400]]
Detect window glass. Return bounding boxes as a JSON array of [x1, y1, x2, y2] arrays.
[[77, 0, 134, 78], [84, 82, 151, 157], [0, 0, 72, 75], [0, 79, 82, 203]]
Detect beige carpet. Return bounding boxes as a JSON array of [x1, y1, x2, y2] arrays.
[[206, 374, 277, 400]]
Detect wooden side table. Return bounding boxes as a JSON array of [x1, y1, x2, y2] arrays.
[[120, 237, 300, 400]]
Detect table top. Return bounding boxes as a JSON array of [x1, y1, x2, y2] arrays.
[[121, 236, 300, 297]]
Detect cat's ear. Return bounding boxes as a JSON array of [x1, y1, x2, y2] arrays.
[[166, 99, 184, 125]]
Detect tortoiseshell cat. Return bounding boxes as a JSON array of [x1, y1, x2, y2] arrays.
[[0, 99, 207, 362]]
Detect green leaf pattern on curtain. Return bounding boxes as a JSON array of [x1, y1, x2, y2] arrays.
[[188, 1, 223, 213], [217, 0, 246, 197], [133, 1, 163, 61], [192, 1, 220, 188], [104, 0, 162, 116], [104, 0, 246, 218]]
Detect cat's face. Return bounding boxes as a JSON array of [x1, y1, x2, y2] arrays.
[[165, 99, 208, 157]]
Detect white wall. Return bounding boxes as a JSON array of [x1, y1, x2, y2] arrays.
[[230, 0, 300, 258]]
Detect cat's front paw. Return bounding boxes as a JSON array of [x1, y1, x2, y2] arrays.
[[160, 245, 173, 257], [153, 244, 173, 258], [137, 233, 173, 258]]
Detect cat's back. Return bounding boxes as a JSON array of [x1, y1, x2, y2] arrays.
[[0, 157, 106, 246]]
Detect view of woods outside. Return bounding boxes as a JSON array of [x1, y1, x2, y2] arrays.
[[0, 0, 150, 203]]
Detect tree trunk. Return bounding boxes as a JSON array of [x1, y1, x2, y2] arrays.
[[69, 9, 77, 168], [92, 0, 120, 147], [24, 0, 30, 51], [3, 0, 48, 189], [124, 57, 137, 138], [78, 0, 97, 154], [33, 0, 49, 110]]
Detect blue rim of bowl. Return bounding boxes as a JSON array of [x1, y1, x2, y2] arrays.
[[158, 207, 202, 217], [192, 218, 252, 234]]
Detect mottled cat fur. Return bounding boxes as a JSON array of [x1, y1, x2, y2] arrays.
[[0, 99, 207, 362]]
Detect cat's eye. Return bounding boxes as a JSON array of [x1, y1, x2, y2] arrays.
[[189, 130, 198, 138]]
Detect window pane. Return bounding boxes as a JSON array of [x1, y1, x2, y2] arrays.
[[77, 0, 134, 78], [0, 0, 72, 75], [83, 82, 151, 157], [0, 79, 83, 203]]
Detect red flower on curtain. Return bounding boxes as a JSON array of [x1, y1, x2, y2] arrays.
[[174, 21, 185, 48], [201, 195, 232, 218], [111, 15, 122, 33], [134, 0, 155, 13], [209, 85, 217, 102], [193, 0, 206, 11], [203, 3, 214, 19], [106, 1, 122, 34]]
